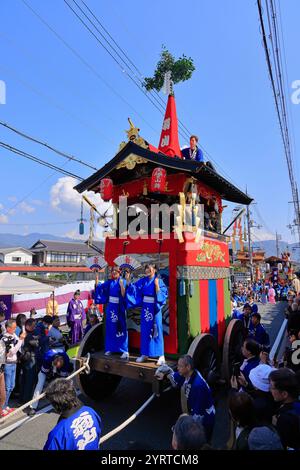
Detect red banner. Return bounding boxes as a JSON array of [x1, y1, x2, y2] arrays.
[[158, 94, 181, 158]]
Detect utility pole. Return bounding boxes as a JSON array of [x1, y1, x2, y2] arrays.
[[275, 232, 281, 258], [246, 203, 253, 283]]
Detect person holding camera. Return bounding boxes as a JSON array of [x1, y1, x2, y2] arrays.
[[0, 319, 25, 415]]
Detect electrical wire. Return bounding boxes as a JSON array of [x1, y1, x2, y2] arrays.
[[0, 121, 97, 171], [0, 141, 83, 180], [20, 0, 159, 135], [257, 0, 300, 245], [2, 221, 77, 226]]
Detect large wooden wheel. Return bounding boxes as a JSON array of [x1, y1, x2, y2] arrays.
[[222, 319, 244, 383], [187, 333, 220, 384], [76, 323, 121, 401], [181, 333, 220, 413]]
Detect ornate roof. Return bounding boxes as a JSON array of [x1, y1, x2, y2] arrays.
[[74, 141, 252, 205]]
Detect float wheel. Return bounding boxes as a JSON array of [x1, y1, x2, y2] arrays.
[[222, 319, 244, 383], [76, 323, 121, 401]]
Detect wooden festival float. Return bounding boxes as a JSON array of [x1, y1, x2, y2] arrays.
[[74, 52, 252, 402]]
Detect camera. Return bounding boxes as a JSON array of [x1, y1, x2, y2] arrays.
[[232, 362, 240, 378], [2, 336, 17, 354]]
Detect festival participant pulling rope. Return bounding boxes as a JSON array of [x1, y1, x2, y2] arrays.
[[0, 354, 91, 425]]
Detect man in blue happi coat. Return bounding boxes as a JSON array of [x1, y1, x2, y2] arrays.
[[236, 303, 254, 335], [248, 312, 270, 351], [155, 355, 215, 440], [181, 135, 204, 162], [44, 378, 101, 450], [28, 348, 73, 416], [124, 263, 168, 365], [95, 266, 129, 359]]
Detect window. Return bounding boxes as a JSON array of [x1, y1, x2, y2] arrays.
[[12, 257, 21, 262]]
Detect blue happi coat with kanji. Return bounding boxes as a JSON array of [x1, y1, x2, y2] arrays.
[[44, 406, 101, 450], [94, 279, 128, 353], [125, 275, 168, 357]]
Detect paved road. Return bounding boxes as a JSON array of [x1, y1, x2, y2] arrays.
[[0, 301, 286, 451]]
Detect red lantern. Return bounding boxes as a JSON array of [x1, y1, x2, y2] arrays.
[[150, 168, 167, 192], [100, 178, 113, 201]]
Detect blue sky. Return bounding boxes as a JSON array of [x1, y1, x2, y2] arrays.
[[0, 0, 300, 248]]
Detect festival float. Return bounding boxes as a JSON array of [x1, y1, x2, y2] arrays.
[[74, 49, 252, 402]]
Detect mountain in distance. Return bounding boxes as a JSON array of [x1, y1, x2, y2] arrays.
[[233, 239, 300, 262], [252, 239, 299, 259]]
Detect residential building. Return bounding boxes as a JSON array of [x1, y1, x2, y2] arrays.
[[0, 247, 33, 265], [30, 239, 104, 267]]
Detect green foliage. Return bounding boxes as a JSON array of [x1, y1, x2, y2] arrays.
[[144, 46, 195, 92]]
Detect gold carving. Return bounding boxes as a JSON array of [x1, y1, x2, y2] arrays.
[[116, 154, 148, 170], [196, 243, 226, 264], [119, 118, 148, 151]]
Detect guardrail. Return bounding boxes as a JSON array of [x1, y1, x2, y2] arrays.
[[269, 318, 287, 363]]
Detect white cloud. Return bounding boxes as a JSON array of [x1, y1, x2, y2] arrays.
[[50, 176, 110, 215], [251, 228, 275, 241], [0, 214, 8, 223], [7, 208, 16, 216], [64, 229, 86, 240], [8, 196, 17, 202], [0, 203, 3, 210], [30, 199, 44, 206], [18, 202, 35, 214]]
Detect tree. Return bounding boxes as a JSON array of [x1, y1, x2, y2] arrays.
[[144, 46, 195, 93]]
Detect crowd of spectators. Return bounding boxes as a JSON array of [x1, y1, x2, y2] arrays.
[[0, 292, 103, 419]]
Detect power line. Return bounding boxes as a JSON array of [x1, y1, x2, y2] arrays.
[[2, 221, 77, 226], [0, 141, 83, 180], [0, 121, 97, 171], [257, 0, 300, 246], [20, 0, 158, 136], [63, 0, 170, 121]]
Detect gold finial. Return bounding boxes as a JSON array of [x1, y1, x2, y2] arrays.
[[126, 118, 140, 141]]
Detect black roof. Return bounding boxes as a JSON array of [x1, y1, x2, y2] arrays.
[[74, 142, 252, 205], [30, 239, 104, 255]]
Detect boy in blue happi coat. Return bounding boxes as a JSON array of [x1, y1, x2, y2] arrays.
[[95, 266, 129, 359], [124, 263, 168, 366], [248, 312, 270, 351], [44, 378, 101, 450]]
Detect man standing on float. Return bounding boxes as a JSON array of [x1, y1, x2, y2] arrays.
[[94, 266, 129, 359], [123, 264, 168, 365]]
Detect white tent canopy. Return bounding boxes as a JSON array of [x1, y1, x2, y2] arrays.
[[0, 273, 54, 295]]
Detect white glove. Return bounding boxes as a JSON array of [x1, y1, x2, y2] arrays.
[[154, 364, 173, 380]]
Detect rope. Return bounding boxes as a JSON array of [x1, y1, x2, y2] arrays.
[[99, 392, 156, 444], [99, 383, 173, 444], [0, 354, 90, 425]]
